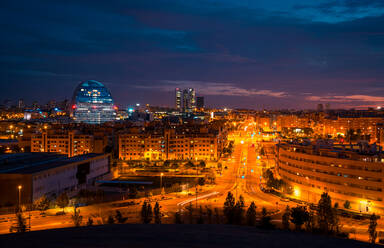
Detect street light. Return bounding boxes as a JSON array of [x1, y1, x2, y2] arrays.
[[160, 173, 164, 189], [18, 185, 22, 207]]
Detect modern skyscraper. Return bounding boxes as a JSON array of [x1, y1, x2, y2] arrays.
[[71, 80, 116, 124], [17, 99, 25, 109], [196, 96, 205, 110], [175, 88, 182, 111], [182, 88, 196, 112]]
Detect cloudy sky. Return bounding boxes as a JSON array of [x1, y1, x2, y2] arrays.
[[1, 0, 384, 109]]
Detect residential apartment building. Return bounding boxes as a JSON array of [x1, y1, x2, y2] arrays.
[[119, 126, 226, 161], [31, 130, 107, 157], [277, 142, 384, 214]]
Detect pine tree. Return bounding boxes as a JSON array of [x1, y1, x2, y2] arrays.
[[224, 192, 235, 224], [186, 203, 194, 224], [246, 202, 257, 226], [317, 192, 335, 234], [154, 202, 162, 224], [260, 207, 273, 229], [206, 205, 213, 224], [369, 213, 378, 245], [141, 201, 153, 224], [174, 210, 183, 224], [214, 208, 221, 224], [197, 205, 204, 224], [282, 206, 290, 230]]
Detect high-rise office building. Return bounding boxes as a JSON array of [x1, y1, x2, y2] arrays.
[[196, 96, 205, 110], [182, 88, 196, 112], [175, 88, 182, 111], [18, 99, 25, 109]]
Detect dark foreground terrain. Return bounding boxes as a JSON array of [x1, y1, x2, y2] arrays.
[[0, 224, 378, 248]]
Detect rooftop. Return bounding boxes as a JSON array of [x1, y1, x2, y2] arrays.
[[0, 224, 373, 248], [0, 153, 106, 174]]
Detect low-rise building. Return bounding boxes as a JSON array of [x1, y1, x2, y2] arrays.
[[0, 153, 111, 206]]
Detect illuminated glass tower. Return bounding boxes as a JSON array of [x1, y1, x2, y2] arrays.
[[175, 88, 182, 111], [182, 88, 196, 113], [71, 80, 116, 124]]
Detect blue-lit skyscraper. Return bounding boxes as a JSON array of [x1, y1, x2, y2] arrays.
[[71, 80, 116, 124]]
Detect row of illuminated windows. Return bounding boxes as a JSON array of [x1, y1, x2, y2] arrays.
[[279, 165, 382, 193], [280, 151, 382, 172], [279, 158, 382, 183], [280, 170, 383, 202]]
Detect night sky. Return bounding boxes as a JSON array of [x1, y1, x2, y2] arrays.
[[1, 0, 384, 109]]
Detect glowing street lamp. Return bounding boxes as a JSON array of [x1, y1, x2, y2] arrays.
[[160, 173, 164, 189], [18, 185, 22, 207]]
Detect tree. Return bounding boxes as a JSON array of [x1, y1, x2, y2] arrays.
[[234, 195, 245, 225], [163, 160, 170, 167], [214, 208, 220, 224], [107, 215, 115, 224], [174, 210, 183, 224], [11, 212, 27, 233], [368, 213, 378, 245], [290, 206, 309, 231], [305, 210, 316, 233], [154, 202, 162, 224], [56, 193, 69, 213], [260, 207, 273, 229], [71, 206, 83, 227], [246, 202, 257, 226], [141, 201, 153, 224], [224, 191, 236, 224], [206, 205, 213, 224], [34, 195, 50, 213], [197, 206, 204, 224], [186, 203, 194, 224], [115, 210, 127, 223], [199, 161, 206, 168], [343, 200, 351, 209], [198, 177, 206, 186], [87, 217, 94, 226], [282, 206, 290, 230], [317, 192, 335, 234]]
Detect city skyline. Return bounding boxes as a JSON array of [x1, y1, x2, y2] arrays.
[[1, 1, 384, 109]]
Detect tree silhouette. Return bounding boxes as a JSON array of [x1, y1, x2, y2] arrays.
[[317, 192, 336, 234], [34, 195, 50, 213], [224, 192, 235, 224], [71, 206, 83, 227], [56, 193, 69, 213], [290, 206, 309, 231], [282, 206, 290, 230], [234, 195, 245, 225], [154, 202, 162, 224], [115, 210, 127, 223], [141, 201, 153, 224], [246, 202, 257, 226], [369, 213, 378, 245], [260, 207, 273, 229], [186, 203, 194, 224]]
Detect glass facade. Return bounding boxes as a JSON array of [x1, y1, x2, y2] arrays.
[[72, 80, 116, 124]]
